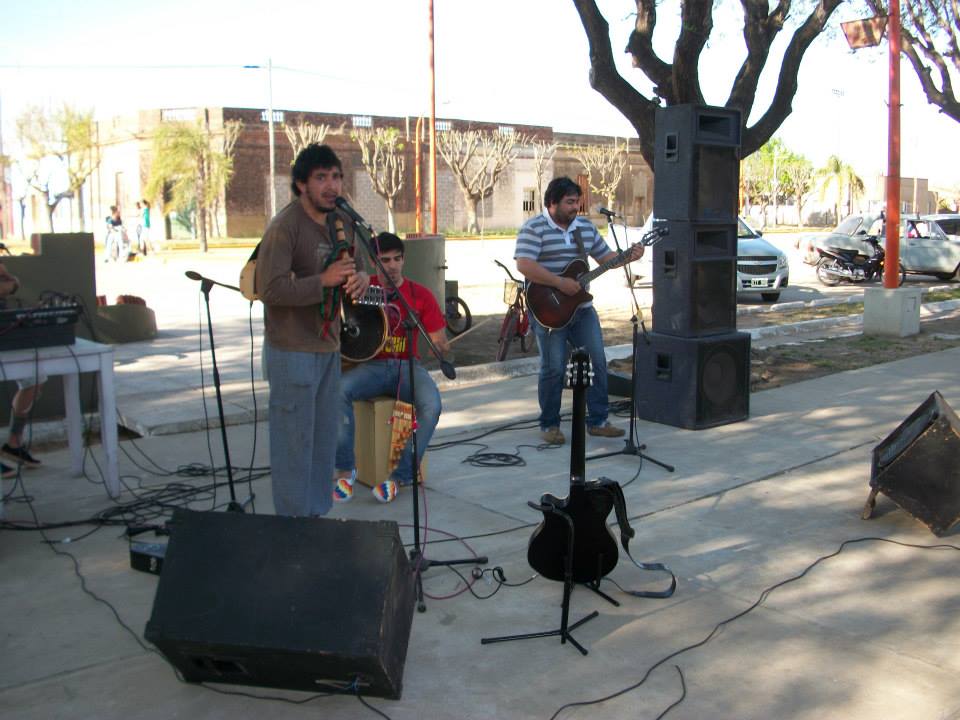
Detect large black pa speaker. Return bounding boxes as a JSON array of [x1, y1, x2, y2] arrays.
[[145, 509, 416, 699], [651, 258, 737, 340], [634, 331, 750, 429], [868, 391, 960, 536], [653, 104, 741, 223]]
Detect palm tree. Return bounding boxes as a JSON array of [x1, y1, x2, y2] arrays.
[[817, 155, 864, 225]]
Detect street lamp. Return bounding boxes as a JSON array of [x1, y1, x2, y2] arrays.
[[244, 60, 277, 219]]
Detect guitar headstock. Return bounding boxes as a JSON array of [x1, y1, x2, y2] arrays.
[[565, 348, 593, 389], [642, 222, 670, 246]]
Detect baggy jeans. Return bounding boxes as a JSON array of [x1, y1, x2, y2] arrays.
[[263, 341, 341, 516], [531, 305, 610, 430]]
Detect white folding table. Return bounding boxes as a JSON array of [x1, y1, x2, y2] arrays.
[[0, 338, 119, 505]]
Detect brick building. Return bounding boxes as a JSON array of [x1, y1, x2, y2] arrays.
[[90, 106, 653, 240]]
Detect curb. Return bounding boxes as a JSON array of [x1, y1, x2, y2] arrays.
[[434, 294, 960, 389]]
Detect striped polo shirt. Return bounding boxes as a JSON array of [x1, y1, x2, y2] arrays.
[[514, 210, 611, 279]]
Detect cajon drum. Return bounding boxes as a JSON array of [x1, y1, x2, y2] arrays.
[[353, 396, 428, 488]]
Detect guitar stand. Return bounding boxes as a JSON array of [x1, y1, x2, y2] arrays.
[[481, 503, 600, 656]]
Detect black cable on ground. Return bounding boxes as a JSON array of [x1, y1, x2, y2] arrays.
[[548, 536, 960, 720]]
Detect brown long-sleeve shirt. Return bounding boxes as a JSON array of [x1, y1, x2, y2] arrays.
[[256, 200, 359, 353]]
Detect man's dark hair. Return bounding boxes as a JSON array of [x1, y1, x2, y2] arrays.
[[544, 177, 582, 208], [375, 231, 404, 256], [291, 144, 342, 196]]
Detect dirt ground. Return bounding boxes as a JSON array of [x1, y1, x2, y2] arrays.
[[423, 305, 960, 392]]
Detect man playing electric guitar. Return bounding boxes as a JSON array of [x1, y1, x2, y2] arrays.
[[514, 177, 643, 446]]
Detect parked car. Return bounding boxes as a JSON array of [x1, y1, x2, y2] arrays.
[[797, 212, 960, 281], [610, 216, 789, 302], [900, 214, 960, 280]]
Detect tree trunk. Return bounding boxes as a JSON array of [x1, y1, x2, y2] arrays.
[[385, 200, 396, 234], [47, 203, 56, 232], [465, 194, 480, 234]]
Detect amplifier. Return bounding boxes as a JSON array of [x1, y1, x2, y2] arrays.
[[0, 302, 81, 351]]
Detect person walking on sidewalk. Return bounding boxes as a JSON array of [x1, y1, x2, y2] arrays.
[[332, 232, 447, 504], [514, 176, 642, 445], [255, 144, 369, 517]]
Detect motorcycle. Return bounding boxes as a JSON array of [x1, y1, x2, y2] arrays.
[[814, 235, 905, 287]]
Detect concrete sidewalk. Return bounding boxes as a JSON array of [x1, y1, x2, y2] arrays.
[[2, 327, 959, 718]]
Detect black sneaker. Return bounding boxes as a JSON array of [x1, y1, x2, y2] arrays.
[[2, 444, 41, 467], [1, 462, 16, 479]]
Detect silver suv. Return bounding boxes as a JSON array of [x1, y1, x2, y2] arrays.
[[613, 216, 790, 302]]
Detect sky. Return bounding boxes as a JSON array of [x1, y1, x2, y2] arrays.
[[2, 0, 958, 187]]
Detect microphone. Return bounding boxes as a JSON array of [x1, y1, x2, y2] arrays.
[[334, 197, 368, 226], [185, 271, 241, 293], [596, 206, 621, 218]]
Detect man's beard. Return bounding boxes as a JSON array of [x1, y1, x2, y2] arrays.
[[311, 196, 336, 213]]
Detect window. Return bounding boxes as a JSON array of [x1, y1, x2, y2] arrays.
[[522, 188, 536, 213], [498, 125, 515, 137], [576, 175, 590, 215], [161, 108, 197, 122], [435, 120, 451, 132], [352, 115, 373, 128], [260, 110, 285, 123]]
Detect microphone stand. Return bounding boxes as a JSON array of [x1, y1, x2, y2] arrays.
[[336, 200, 485, 612], [585, 218, 673, 472], [185, 271, 248, 512]]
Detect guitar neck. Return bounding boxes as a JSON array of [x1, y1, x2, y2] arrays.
[[576, 227, 664, 286], [578, 250, 627, 286]]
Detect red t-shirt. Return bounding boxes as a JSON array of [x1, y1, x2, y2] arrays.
[[373, 277, 445, 360]]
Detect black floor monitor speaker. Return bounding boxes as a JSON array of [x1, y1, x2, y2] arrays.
[[869, 391, 960, 536], [634, 331, 750, 429], [651, 249, 737, 337], [145, 509, 416, 699], [653, 104, 741, 223]]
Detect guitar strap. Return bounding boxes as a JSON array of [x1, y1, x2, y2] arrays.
[[572, 225, 589, 264], [597, 477, 677, 599]]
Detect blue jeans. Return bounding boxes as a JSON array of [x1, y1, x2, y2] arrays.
[[531, 305, 609, 430], [263, 342, 341, 517], [336, 359, 441, 485]]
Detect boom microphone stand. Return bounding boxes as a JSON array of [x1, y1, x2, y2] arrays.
[[585, 212, 673, 472], [184, 271, 249, 512], [335, 198, 487, 612]]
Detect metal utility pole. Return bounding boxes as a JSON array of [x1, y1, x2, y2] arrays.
[[883, 2, 901, 289], [428, 0, 438, 234]]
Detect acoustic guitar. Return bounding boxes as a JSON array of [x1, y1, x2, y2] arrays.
[[526, 349, 619, 584], [525, 226, 668, 330]]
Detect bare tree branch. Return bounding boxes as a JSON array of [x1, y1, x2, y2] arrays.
[[574, 1, 844, 165], [436, 129, 527, 233], [569, 141, 628, 208], [352, 127, 406, 233]]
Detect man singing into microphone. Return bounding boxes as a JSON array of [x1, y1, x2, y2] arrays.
[[514, 177, 642, 445], [332, 232, 447, 503], [256, 144, 369, 517]]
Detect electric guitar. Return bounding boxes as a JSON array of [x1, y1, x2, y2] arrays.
[[526, 349, 619, 583], [525, 226, 668, 330]]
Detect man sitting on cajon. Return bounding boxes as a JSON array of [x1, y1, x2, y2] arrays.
[[333, 232, 448, 503]]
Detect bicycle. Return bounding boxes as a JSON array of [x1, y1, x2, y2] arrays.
[[494, 259, 534, 362], [445, 294, 472, 336]]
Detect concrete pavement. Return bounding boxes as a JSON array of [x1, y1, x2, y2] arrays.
[[1, 250, 959, 719]]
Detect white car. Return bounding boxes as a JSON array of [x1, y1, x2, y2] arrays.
[[901, 214, 960, 280], [608, 216, 790, 302]]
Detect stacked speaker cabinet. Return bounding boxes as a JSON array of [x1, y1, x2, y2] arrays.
[[637, 104, 751, 429], [145, 509, 416, 699]]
